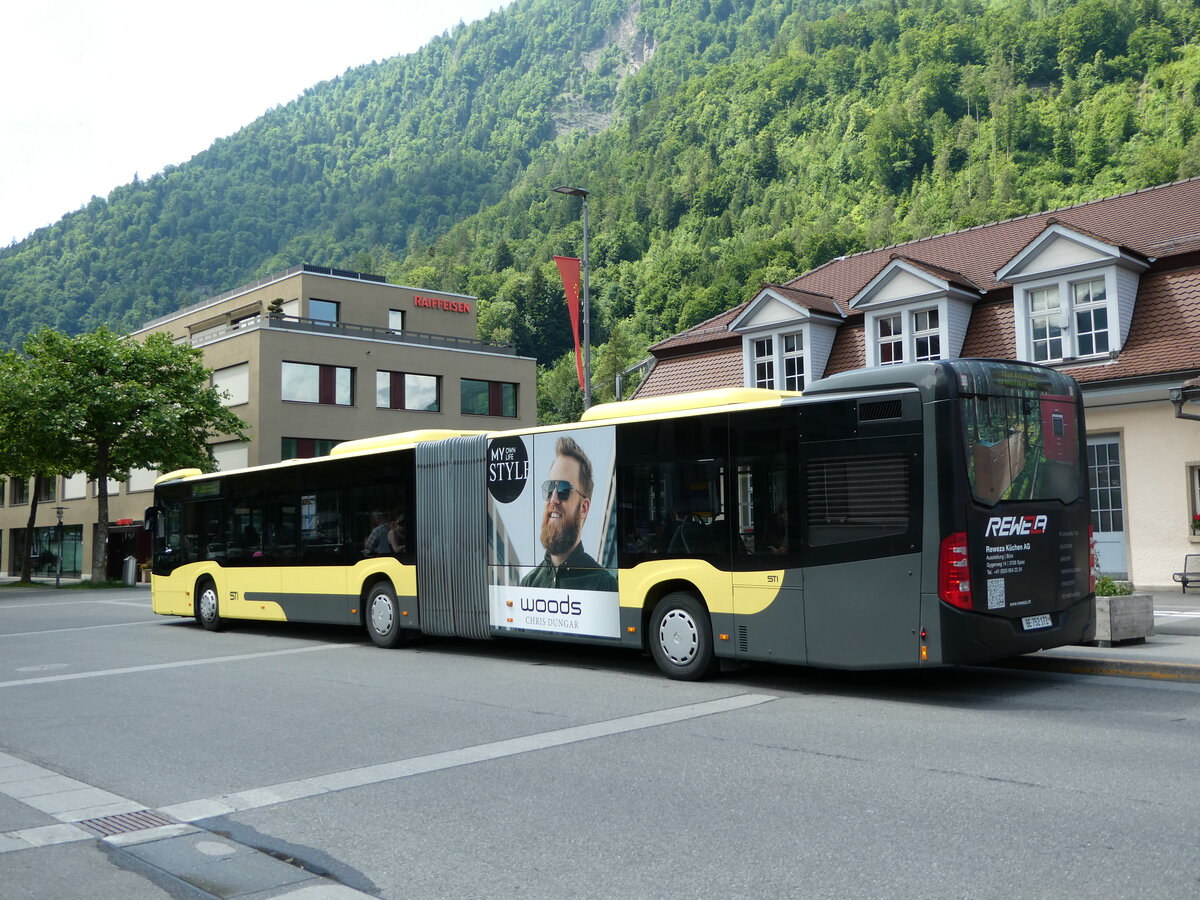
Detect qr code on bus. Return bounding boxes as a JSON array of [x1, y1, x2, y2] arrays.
[[987, 578, 1006, 610]]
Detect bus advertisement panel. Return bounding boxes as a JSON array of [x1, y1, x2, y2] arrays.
[[485, 429, 619, 638]]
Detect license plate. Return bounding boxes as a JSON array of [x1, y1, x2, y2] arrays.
[[1022, 614, 1052, 631]]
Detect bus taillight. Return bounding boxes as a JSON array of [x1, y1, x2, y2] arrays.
[[938, 531, 972, 610], [1088, 524, 1096, 593]]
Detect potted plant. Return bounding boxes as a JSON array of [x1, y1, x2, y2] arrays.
[[1191, 514, 1200, 535]]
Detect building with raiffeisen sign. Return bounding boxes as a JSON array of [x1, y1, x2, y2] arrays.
[[0, 264, 537, 580], [633, 179, 1200, 588]]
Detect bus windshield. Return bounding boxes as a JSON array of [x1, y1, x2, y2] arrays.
[[958, 365, 1082, 505]]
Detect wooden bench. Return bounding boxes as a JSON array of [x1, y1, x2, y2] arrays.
[[1173, 554, 1200, 592]]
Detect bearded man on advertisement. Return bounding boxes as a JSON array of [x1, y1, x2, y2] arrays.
[[520, 435, 617, 591]]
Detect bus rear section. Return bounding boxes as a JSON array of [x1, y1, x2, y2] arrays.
[[930, 364, 1094, 664]]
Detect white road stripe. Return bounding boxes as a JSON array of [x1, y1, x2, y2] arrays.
[[0, 620, 163, 638], [0, 643, 354, 689], [160, 692, 776, 821], [0, 692, 775, 853]]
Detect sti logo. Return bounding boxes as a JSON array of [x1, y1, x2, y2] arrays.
[[985, 515, 1049, 537]]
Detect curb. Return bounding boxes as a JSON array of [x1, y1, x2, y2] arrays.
[[994, 655, 1200, 683]]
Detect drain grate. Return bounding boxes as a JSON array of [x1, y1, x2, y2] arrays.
[[74, 809, 179, 837]]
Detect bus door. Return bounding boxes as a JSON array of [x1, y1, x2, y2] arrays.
[[799, 399, 924, 668], [730, 410, 806, 665]]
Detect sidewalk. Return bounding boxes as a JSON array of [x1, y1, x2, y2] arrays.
[[1000, 589, 1200, 682]]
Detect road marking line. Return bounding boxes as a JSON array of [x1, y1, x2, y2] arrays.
[[0, 692, 775, 854], [0, 597, 145, 610], [0, 643, 354, 689], [0, 620, 163, 638], [160, 692, 776, 821]]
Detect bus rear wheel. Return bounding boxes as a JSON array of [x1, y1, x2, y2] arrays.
[[365, 581, 406, 649], [649, 591, 718, 681], [196, 579, 224, 632]]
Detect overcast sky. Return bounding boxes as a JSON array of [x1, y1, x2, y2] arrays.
[[2, 0, 510, 246]]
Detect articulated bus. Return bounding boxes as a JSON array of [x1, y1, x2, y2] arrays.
[[148, 358, 1095, 679]]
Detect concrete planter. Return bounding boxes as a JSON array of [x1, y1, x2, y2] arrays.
[[1088, 593, 1155, 646]]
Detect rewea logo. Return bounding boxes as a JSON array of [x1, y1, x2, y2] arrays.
[[985, 514, 1048, 537]]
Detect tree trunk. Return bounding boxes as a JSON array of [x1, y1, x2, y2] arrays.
[[93, 450, 110, 582], [19, 475, 42, 583]]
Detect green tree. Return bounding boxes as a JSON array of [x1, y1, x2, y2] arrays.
[[20, 327, 249, 581], [0, 351, 77, 582]]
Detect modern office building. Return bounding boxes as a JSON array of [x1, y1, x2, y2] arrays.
[[1, 264, 537, 579], [634, 179, 1200, 587]]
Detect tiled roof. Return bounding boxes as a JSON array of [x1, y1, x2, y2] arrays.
[[634, 345, 744, 397], [649, 303, 746, 353], [959, 301, 1016, 360], [643, 178, 1200, 392]]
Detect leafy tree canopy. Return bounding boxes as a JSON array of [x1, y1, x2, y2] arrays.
[[12, 327, 248, 579]]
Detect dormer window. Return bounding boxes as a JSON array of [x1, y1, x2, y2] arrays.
[[869, 306, 946, 366], [752, 333, 806, 389], [1022, 274, 1112, 363], [850, 257, 979, 369], [732, 285, 843, 391], [996, 222, 1147, 365]]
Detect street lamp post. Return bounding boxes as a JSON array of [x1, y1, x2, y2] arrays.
[[53, 506, 66, 588], [553, 185, 592, 410]]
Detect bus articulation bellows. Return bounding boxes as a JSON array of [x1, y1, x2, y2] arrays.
[[148, 359, 1095, 679]]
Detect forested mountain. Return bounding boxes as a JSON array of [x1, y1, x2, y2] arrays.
[[3, 0, 1199, 417]]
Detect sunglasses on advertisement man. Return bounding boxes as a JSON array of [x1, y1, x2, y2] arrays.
[[541, 480, 588, 502]]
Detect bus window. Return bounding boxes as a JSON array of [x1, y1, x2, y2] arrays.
[[617, 417, 730, 565], [962, 392, 1081, 505], [730, 408, 800, 564], [300, 490, 345, 563]]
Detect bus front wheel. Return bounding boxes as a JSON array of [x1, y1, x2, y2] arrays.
[[649, 591, 718, 681], [365, 582, 406, 649], [196, 579, 224, 632]]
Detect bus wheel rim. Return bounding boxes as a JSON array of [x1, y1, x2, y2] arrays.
[[658, 609, 698, 665], [370, 594, 394, 636], [199, 588, 217, 621]]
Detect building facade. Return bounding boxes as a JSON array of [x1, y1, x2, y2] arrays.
[[635, 179, 1200, 588], [1, 264, 538, 579]]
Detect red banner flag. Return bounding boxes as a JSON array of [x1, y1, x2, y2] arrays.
[[554, 255, 585, 391]]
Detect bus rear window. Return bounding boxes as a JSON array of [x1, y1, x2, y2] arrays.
[[961, 393, 1081, 505]]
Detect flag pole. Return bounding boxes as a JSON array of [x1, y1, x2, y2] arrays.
[[553, 186, 592, 410]]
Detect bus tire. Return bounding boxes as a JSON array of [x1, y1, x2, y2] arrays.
[[649, 591, 718, 681], [196, 578, 224, 632], [365, 581, 405, 649]]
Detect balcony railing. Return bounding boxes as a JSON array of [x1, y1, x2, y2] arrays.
[[186, 314, 516, 355]]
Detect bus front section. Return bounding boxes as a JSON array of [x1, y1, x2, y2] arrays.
[[932, 362, 1095, 664]]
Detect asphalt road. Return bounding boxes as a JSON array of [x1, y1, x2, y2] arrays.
[[2, 586, 1199, 899]]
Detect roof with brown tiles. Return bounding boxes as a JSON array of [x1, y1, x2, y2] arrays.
[[637, 178, 1200, 397], [790, 177, 1200, 302], [635, 345, 745, 396], [959, 301, 1017, 360], [649, 303, 746, 354]]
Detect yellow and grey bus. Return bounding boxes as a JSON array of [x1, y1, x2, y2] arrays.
[[148, 358, 1095, 679]]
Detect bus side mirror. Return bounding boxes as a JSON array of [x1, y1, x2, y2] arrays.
[[144, 506, 165, 539]]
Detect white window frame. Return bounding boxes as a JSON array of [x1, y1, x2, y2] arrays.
[[781, 333, 805, 391], [744, 330, 806, 391], [864, 305, 945, 367], [1016, 271, 1114, 363], [752, 337, 775, 389]]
